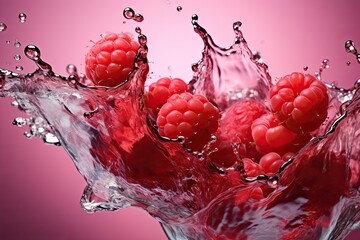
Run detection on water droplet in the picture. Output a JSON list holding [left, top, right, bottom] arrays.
[[267, 175, 279, 188], [321, 59, 330, 69], [191, 63, 199, 72], [14, 54, 21, 61], [123, 7, 135, 19], [44, 133, 60, 146], [12, 117, 27, 126], [138, 34, 147, 46], [0, 22, 7, 32], [15, 66, 23, 71], [123, 21, 126, 24], [177, 6, 182, 12], [11, 101, 19, 107], [347, 61, 352, 66], [14, 41, 21, 48], [252, 51, 263, 63], [24, 131, 33, 138], [133, 13, 144, 22], [66, 64, 77, 75], [303, 66, 309, 71], [135, 26, 142, 34], [24, 45, 41, 61], [19, 13, 27, 23], [345, 40, 356, 54], [233, 21, 242, 32], [100, 32, 110, 38], [6, 40, 10, 44]]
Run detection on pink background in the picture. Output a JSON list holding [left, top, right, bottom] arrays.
[[1, 0, 360, 239]]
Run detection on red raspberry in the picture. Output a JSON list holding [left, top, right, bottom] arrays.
[[251, 113, 311, 155], [242, 158, 264, 178], [270, 72, 329, 133], [219, 100, 267, 158], [85, 33, 139, 87], [144, 77, 188, 117], [157, 92, 220, 151], [259, 152, 285, 175]]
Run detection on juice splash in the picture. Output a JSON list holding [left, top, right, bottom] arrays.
[[0, 0, 360, 240], [1, 7, 360, 238]]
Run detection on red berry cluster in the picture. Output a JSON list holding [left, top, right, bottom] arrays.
[[85, 33, 330, 199], [209, 72, 329, 185]]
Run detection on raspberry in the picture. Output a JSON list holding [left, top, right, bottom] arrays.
[[270, 72, 329, 133], [219, 100, 267, 158], [259, 152, 285, 175], [157, 92, 220, 151], [251, 113, 311, 155], [85, 32, 139, 87], [144, 77, 188, 117], [242, 158, 264, 178]]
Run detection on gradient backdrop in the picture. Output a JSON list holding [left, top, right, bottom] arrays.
[[1, 0, 360, 239]]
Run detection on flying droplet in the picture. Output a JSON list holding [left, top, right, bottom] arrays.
[[24, 45, 41, 61], [0, 22, 7, 32], [321, 59, 330, 69], [345, 40, 356, 54], [6, 40, 10, 44], [123, 7, 135, 19], [133, 13, 144, 22], [177, 6, 182, 12], [303, 66, 309, 71], [19, 13, 27, 23], [14, 54, 21, 61], [66, 64, 77, 75], [135, 26, 142, 34], [347, 61, 351, 66], [14, 41, 21, 48]]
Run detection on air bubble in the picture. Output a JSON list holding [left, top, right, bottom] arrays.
[[6, 40, 10, 44], [0, 22, 7, 32], [19, 13, 27, 23], [14, 54, 21, 61], [14, 41, 21, 48], [177, 6, 182, 12], [347, 61, 351, 66]]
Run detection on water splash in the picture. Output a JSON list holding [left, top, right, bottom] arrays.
[[0, 16, 359, 240]]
